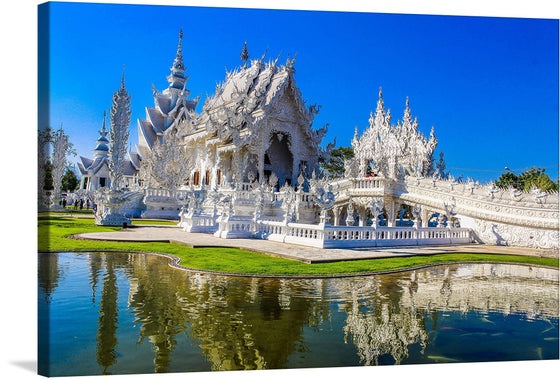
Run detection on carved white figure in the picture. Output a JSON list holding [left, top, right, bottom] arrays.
[[370, 200, 382, 228], [486, 182, 499, 199], [530, 186, 547, 205], [443, 200, 456, 229], [345, 198, 356, 226], [412, 204, 421, 229]]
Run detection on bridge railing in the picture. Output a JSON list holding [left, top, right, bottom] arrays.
[[144, 188, 190, 201], [352, 177, 386, 190], [254, 220, 472, 248]]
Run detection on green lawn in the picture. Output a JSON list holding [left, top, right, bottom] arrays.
[[38, 216, 558, 276]]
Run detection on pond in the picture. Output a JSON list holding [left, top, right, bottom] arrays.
[[38, 252, 559, 376]]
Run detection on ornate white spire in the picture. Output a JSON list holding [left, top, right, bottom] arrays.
[[93, 110, 110, 158], [403, 96, 412, 123], [375, 86, 385, 119], [109, 67, 131, 190], [167, 28, 187, 91]]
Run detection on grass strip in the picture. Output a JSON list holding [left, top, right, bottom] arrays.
[[38, 216, 558, 276]]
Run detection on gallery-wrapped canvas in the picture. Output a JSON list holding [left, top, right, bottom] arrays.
[[37, 1, 558, 377]]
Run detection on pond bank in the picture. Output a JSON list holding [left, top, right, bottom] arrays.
[[75, 224, 558, 264]]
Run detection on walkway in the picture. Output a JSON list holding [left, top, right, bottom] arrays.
[[74, 224, 558, 263]]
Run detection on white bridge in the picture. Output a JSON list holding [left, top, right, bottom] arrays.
[[130, 174, 559, 251]]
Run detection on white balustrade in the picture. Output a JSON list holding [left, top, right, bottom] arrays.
[[253, 220, 472, 248], [353, 177, 385, 190]]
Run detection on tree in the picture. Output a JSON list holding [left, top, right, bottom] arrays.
[[320, 146, 354, 179], [434, 151, 448, 179], [43, 160, 54, 191], [495, 171, 518, 189], [61, 168, 79, 192], [38, 127, 53, 193], [495, 167, 558, 192]]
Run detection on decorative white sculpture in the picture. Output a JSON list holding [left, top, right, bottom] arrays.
[[108, 68, 131, 191], [370, 200, 382, 228], [49, 126, 72, 210], [140, 128, 193, 190], [345, 198, 355, 226], [95, 69, 132, 226], [351, 89, 438, 179], [37, 127, 52, 210]]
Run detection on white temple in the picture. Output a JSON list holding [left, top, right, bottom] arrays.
[[82, 29, 558, 251], [138, 29, 333, 190], [78, 110, 140, 191]]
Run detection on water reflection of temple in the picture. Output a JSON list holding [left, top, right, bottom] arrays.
[[122, 255, 558, 370], [328, 264, 558, 365], [125, 254, 332, 371], [38, 253, 557, 372], [396, 264, 559, 319]]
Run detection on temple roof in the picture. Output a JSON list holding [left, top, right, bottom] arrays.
[[136, 29, 199, 158], [201, 56, 295, 116], [138, 118, 158, 151], [129, 151, 142, 170], [79, 156, 93, 171], [192, 52, 332, 155], [121, 159, 138, 176]]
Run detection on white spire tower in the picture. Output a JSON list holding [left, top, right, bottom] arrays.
[[166, 28, 188, 93], [109, 66, 131, 190], [93, 110, 110, 158]]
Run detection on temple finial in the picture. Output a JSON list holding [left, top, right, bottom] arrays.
[[167, 28, 187, 90], [173, 28, 184, 71], [379, 86, 383, 99], [121, 65, 126, 88], [101, 110, 106, 133], [260, 47, 268, 62], [240, 41, 249, 65], [403, 96, 412, 122]]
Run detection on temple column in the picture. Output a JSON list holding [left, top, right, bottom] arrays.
[[211, 150, 221, 189], [358, 207, 366, 226], [333, 206, 341, 226], [231, 152, 242, 185], [257, 149, 265, 184], [421, 207, 430, 228], [387, 200, 396, 227], [292, 158, 300, 187]]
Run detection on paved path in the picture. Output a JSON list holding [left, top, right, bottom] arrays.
[[74, 224, 558, 263]]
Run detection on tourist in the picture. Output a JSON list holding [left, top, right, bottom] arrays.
[[86, 199, 90, 210], [80, 199, 84, 210]]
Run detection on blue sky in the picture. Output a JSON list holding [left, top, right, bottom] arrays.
[[40, 1, 559, 183]]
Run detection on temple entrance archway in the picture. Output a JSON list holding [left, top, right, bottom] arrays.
[[264, 132, 293, 186]]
